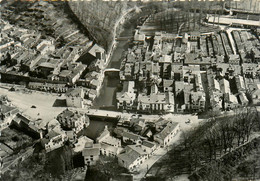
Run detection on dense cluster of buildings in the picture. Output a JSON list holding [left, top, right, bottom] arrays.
[[114, 116, 180, 171], [0, 1, 107, 107], [117, 29, 260, 113]]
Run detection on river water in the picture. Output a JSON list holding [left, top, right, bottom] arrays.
[[92, 21, 136, 110]]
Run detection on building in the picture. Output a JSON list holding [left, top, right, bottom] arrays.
[[28, 82, 68, 93], [189, 32, 200, 41], [56, 109, 89, 134], [96, 125, 121, 147], [116, 81, 136, 111], [228, 54, 240, 65], [223, 93, 239, 110], [142, 140, 157, 154], [163, 79, 174, 92], [238, 92, 249, 106], [12, 113, 43, 138], [235, 75, 246, 91], [66, 88, 85, 108], [220, 79, 231, 94], [154, 122, 180, 148], [100, 143, 123, 157], [82, 142, 101, 166], [250, 85, 260, 105], [0, 104, 19, 131], [83, 44, 106, 64], [117, 145, 149, 171], [122, 131, 142, 145], [134, 30, 145, 42], [186, 91, 206, 112], [73, 136, 93, 153], [43, 131, 67, 153], [137, 92, 174, 113]]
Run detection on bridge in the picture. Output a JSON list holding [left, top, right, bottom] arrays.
[[115, 36, 132, 41], [104, 68, 120, 72]]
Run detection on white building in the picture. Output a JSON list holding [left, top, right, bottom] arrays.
[[116, 81, 136, 111], [0, 104, 19, 131], [118, 145, 149, 171], [66, 88, 85, 108], [137, 92, 174, 113], [56, 109, 89, 134], [154, 122, 180, 148], [82, 142, 101, 166]]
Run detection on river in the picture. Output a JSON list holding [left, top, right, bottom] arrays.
[[92, 20, 137, 110]]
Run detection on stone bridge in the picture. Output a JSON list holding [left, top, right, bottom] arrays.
[[115, 36, 132, 41], [104, 68, 120, 72]]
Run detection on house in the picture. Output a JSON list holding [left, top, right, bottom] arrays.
[[220, 78, 231, 94], [88, 59, 105, 72], [252, 48, 260, 63], [81, 44, 106, 64], [154, 121, 180, 148], [0, 104, 19, 131], [12, 113, 43, 138], [189, 32, 200, 41], [66, 130, 77, 143], [223, 93, 239, 110], [228, 54, 240, 65], [89, 79, 101, 90], [250, 85, 260, 105], [38, 61, 60, 78], [36, 40, 55, 55], [0, 143, 13, 158], [235, 75, 246, 91], [82, 142, 101, 166], [187, 91, 206, 112], [137, 92, 175, 113], [117, 145, 149, 171], [163, 79, 174, 92], [142, 140, 157, 154], [56, 109, 89, 134], [67, 63, 87, 84], [88, 89, 98, 101], [66, 88, 85, 108], [210, 91, 223, 110], [73, 136, 93, 153], [122, 131, 142, 144], [116, 81, 136, 111], [100, 143, 123, 157], [96, 125, 121, 147], [134, 30, 145, 42], [130, 118, 146, 132], [238, 92, 249, 106], [44, 130, 67, 153]]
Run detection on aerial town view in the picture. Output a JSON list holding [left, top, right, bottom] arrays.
[[0, 0, 260, 180]]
